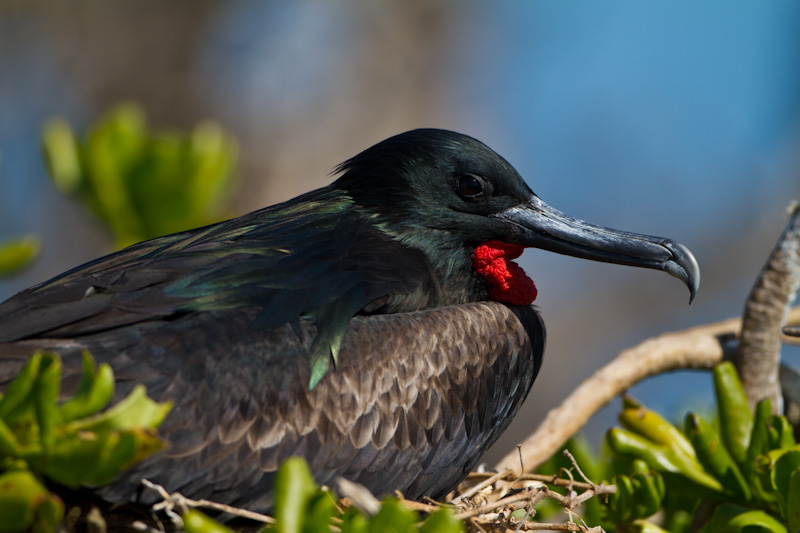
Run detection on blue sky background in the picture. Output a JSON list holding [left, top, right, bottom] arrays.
[[1, 1, 799, 464]]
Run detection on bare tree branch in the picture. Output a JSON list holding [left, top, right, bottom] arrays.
[[735, 202, 800, 412], [495, 306, 800, 475]]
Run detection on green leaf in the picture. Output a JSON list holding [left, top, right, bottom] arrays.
[[605, 471, 665, 524], [58, 353, 114, 422], [714, 362, 753, 465], [0, 236, 41, 277], [340, 509, 369, 533], [0, 469, 63, 533], [272, 457, 318, 533], [631, 471, 666, 519], [303, 491, 337, 533], [367, 498, 417, 533], [662, 509, 694, 533], [418, 508, 464, 533], [700, 503, 786, 533], [186, 121, 237, 222], [84, 104, 146, 247], [29, 491, 64, 533], [32, 354, 61, 452], [41, 119, 83, 194], [768, 416, 796, 450], [182, 509, 234, 533], [35, 424, 163, 487], [770, 450, 800, 520], [608, 473, 634, 523], [0, 353, 41, 422], [66, 385, 171, 433], [619, 396, 698, 464], [684, 412, 750, 501], [745, 399, 778, 504], [607, 428, 722, 491], [0, 418, 21, 457], [786, 468, 800, 532], [630, 520, 671, 533]]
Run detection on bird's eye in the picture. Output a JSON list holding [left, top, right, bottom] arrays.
[[456, 174, 488, 201]]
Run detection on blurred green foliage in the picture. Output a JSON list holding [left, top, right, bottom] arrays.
[[0, 351, 171, 532], [0, 469, 62, 533], [0, 236, 41, 277], [0, 102, 242, 531], [42, 102, 238, 249]]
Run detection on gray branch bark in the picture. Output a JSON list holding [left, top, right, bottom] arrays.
[[735, 202, 800, 413]]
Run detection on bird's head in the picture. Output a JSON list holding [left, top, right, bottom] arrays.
[[333, 129, 699, 306]]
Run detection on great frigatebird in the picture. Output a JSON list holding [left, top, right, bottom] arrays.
[[0, 129, 699, 512]]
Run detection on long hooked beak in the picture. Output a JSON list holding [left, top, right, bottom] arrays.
[[493, 195, 700, 302]]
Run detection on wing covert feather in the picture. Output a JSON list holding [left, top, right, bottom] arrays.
[[0, 301, 543, 511]]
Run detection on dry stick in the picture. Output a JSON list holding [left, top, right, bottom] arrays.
[[450, 468, 514, 504], [562, 450, 593, 487], [453, 481, 614, 522], [455, 486, 549, 520], [141, 479, 275, 525], [495, 306, 800, 474], [466, 471, 612, 493], [513, 523, 603, 532], [473, 520, 598, 532], [735, 202, 800, 412], [399, 500, 442, 513]]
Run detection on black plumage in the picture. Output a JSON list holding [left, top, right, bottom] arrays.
[[0, 129, 699, 511]]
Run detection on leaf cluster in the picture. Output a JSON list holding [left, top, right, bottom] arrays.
[[0, 351, 172, 532], [42, 103, 238, 249], [604, 361, 800, 532]]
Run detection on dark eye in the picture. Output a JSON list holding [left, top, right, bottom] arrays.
[[456, 174, 488, 200]]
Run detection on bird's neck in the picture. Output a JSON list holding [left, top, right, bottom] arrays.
[[375, 225, 484, 310], [385, 227, 536, 310]]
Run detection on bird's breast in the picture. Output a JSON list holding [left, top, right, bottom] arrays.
[[242, 301, 545, 502]]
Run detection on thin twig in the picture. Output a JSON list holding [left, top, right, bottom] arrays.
[[397, 499, 442, 513], [451, 468, 514, 504], [469, 517, 491, 532], [455, 486, 549, 519], [474, 518, 602, 531], [141, 479, 275, 525], [465, 471, 615, 494], [562, 450, 594, 487]]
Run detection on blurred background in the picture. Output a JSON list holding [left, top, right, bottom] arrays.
[[1, 0, 799, 466]]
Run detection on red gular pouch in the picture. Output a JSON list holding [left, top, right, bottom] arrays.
[[472, 240, 537, 306]]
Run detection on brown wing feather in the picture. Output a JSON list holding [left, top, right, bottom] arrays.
[[0, 301, 543, 511]]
